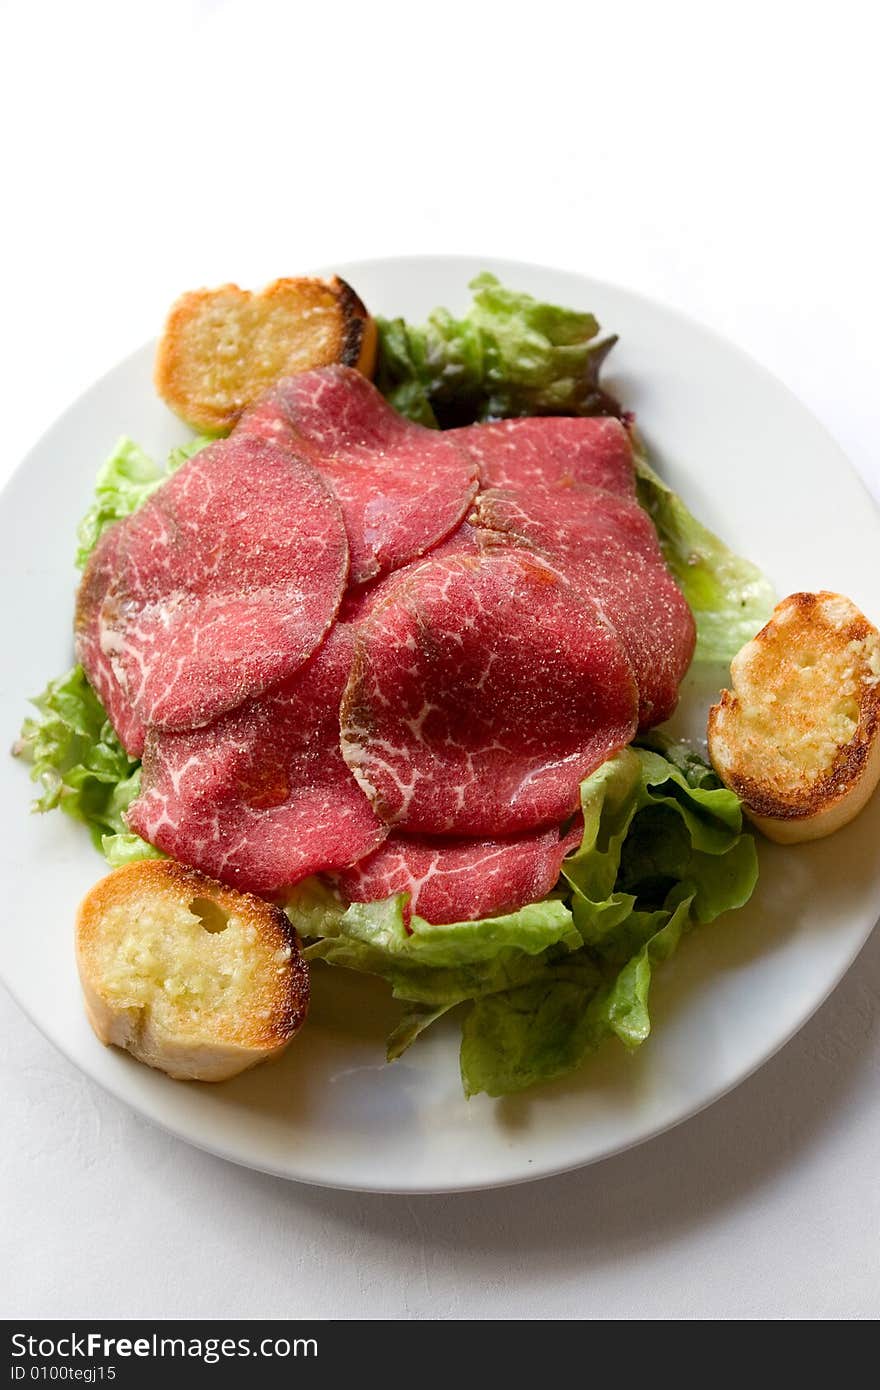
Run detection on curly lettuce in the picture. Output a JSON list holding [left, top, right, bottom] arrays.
[[12, 665, 158, 864], [376, 272, 621, 428], [291, 738, 758, 1097]]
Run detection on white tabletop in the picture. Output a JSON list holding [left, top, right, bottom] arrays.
[[2, 0, 878, 1321]]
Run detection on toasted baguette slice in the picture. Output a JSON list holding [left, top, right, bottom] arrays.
[[155, 275, 377, 432], [76, 861, 308, 1081], [708, 592, 880, 843]]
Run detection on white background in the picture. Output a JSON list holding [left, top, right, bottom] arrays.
[[2, 0, 879, 1320]]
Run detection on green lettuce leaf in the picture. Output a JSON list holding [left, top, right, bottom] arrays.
[[460, 953, 604, 1097], [386, 1003, 458, 1062], [376, 272, 621, 428], [460, 900, 692, 1096], [14, 664, 162, 867], [634, 452, 774, 662], [13, 665, 154, 860], [101, 832, 164, 868], [75, 434, 212, 568], [295, 888, 581, 1015], [458, 741, 758, 1096]]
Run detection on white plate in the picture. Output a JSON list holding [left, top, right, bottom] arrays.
[[2, 255, 878, 1194]]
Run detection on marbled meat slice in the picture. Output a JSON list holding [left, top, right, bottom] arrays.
[[127, 623, 385, 894], [242, 365, 479, 584], [474, 484, 696, 727], [337, 521, 481, 625], [74, 521, 146, 756], [337, 820, 582, 925], [341, 549, 638, 835], [98, 433, 348, 732], [455, 415, 636, 497]]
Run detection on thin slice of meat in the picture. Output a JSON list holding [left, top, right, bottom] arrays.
[[98, 433, 348, 733], [127, 623, 385, 894], [474, 484, 696, 727], [341, 550, 638, 835], [455, 415, 636, 497], [241, 366, 479, 584], [424, 519, 481, 561], [337, 521, 481, 625], [457, 412, 693, 725], [74, 521, 146, 756], [337, 819, 583, 925]]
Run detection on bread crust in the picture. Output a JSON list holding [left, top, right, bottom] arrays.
[[155, 274, 376, 432], [334, 276, 378, 374], [76, 861, 309, 1081], [708, 591, 880, 842]]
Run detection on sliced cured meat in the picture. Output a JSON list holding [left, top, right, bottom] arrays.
[[242, 366, 479, 584], [127, 623, 385, 894], [451, 410, 694, 721], [98, 433, 348, 733], [337, 820, 582, 925], [455, 415, 636, 497], [424, 519, 481, 560], [474, 484, 695, 727], [341, 550, 638, 835], [74, 521, 146, 756], [337, 521, 481, 625]]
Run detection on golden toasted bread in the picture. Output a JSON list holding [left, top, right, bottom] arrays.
[[155, 275, 377, 432], [708, 592, 880, 843], [75, 860, 308, 1081]]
